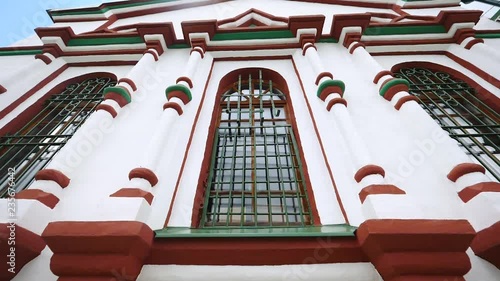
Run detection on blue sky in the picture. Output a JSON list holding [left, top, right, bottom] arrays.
[[0, 0, 105, 46]]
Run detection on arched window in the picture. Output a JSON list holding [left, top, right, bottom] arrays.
[[0, 75, 117, 197], [394, 66, 499, 180], [199, 69, 314, 228]]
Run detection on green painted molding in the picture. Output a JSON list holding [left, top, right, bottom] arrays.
[[317, 79, 346, 98], [67, 37, 144, 46], [104, 86, 131, 103], [475, 33, 500, 39], [166, 84, 192, 102], [50, 0, 180, 17], [379, 78, 410, 98], [491, 8, 500, 21], [364, 25, 446, 36], [155, 224, 358, 238], [212, 30, 295, 41], [318, 38, 339, 43], [0, 49, 43, 56], [169, 43, 191, 49]]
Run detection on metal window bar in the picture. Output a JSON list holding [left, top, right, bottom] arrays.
[[201, 71, 313, 228], [0, 77, 116, 197], [395, 68, 500, 181]]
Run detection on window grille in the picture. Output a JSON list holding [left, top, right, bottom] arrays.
[[201, 70, 313, 228], [394, 67, 500, 181], [0, 77, 116, 197]]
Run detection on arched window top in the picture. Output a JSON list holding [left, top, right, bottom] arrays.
[[0, 73, 117, 197], [393, 62, 500, 180]]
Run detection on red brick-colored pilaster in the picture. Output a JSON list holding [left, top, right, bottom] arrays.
[[42, 221, 154, 281], [0, 224, 46, 280], [357, 219, 476, 281]]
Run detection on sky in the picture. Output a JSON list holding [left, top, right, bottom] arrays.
[[0, 0, 105, 47]]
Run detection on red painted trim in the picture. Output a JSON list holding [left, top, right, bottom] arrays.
[[35, 169, 70, 188], [357, 219, 476, 281], [95, 104, 118, 118], [354, 165, 385, 183], [471, 221, 500, 269], [371, 51, 446, 56], [292, 58, 350, 224], [359, 184, 405, 203], [129, 167, 159, 187], [144, 49, 159, 61], [118, 78, 137, 91], [35, 54, 52, 65], [67, 61, 138, 67], [104, 92, 129, 108], [394, 95, 419, 110], [0, 64, 68, 121], [214, 56, 292, 62], [0, 224, 46, 280], [110, 188, 154, 205], [391, 61, 500, 113], [217, 8, 288, 26], [326, 97, 347, 110], [383, 83, 409, 101], [190, 47, 205, 59], [455, 28, 475, 44], [42, 221, 154, 280], [167, 90, 190, 105], [445, 52, 500, 89], [464, 38, 484, 50], [0, 84, 6, 94], [343, 33, 362, 48], [15, 189, 60, 209], [176, 76, 194, 89], [163, 102, 183, 115], [315, 72, 333, 86], [349, 42, 365, 54], [373, 70, 393, 84], [149, 236, 367, 265], [447, 163, 486, 182], [302, 43, 317, 56], [319, 85, 344, 100], [458, 182, 500, 203]]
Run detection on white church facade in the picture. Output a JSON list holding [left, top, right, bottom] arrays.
[[0, 0, 499, 280]]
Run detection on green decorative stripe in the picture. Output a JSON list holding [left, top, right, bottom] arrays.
[[379, 78, 410, 98], [0, 49, 43, 56], [166, 84, 192, 102], [363, 25, 446, 36], [155, 224, 357, 238], [169, 43, 190, 49], [317, 79, 346, 98], [318, 38, 339, 43], [68, 37, 144, 46], [104, 86, 131, 103], [476, 33, 500, 39], [212, 30, 294, 41], [50, 0, 179, 17]]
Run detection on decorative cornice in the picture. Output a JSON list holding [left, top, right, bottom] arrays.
[[354, 165, 385, 183], [15, 189, 60, 209], [163, 102, 184, 115], [394, 95, 418, 110], [471, 221, 500, 269], [359, 184, 406, 203], [103, 86, 132, 107], [447, 163, 486, 182], [166, 84, 192, 104], [129, 167, 159, 187], [110, 188, 154, 205], [317, 79, 345, 100], [379, 78, 410, 101], [458, 182, 500, 203], [96, 104, 118, 118], [326, 97, 348, 110], [35, 169, 70, 188]]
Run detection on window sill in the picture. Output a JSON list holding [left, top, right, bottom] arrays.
[[154, 224, 357, 238]]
